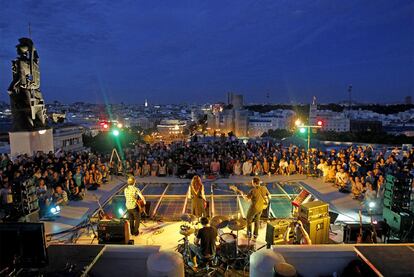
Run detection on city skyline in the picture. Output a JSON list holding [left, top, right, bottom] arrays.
[[0, 1, 413, 104]]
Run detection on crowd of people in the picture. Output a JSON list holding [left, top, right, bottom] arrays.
[[0, 138, 413, 220], [0, 151, 111, 219], [121, 139, 414, 211]]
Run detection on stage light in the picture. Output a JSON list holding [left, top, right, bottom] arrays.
[[50, 206, 61, 215], [38, 129, 47, 135], [112, 129, 120, 136], [295, 119, 302, 126], [368, 201, 376, 209], [117, 123, 123, 128], [299, 127, 306, 134], [118, 208, 124, 216], [103, 123, 108, 129], [317, 120, 323, 126]]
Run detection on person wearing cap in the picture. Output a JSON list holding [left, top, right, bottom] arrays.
[[124, 176, 146, 236]]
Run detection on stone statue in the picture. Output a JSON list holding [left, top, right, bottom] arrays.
[[7, 37, 47, 132]]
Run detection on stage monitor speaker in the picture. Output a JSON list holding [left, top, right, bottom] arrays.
[[301, 216, 330, 244], [343, 223, 372, 243], [383, 207, 414, 233], [97, 219, 129, 244], [265, 219, 291, 246]]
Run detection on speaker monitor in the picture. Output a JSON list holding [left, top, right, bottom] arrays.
[[97, 219, 130, 244], [265, 220, 291, 246]]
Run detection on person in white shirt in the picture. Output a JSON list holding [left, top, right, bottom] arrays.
[[242, 159, 253, 176], [124, 176, 146, 236]]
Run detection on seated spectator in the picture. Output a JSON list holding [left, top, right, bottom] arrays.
[[351, 177, 364, 199], [158, 160, 167, 177], [279, 158, 288, 175], [363, 182, 377, 210], [94, 170, 103, 187], [242, 159, 253, 176], [270, 157, 278, 175], [263, 158, 269, 175], [68, 179, 82, 201], [142, 160, 150, 176], [253, 160, 263, 175], [151, 159, 159, 176], [210, 158, 220, 176], [287, 160, 297, 175], [134, 162, 142, 177], [52, 186, 68, 206], [101, 164, 110, 183], [233, 160, 242, 176]]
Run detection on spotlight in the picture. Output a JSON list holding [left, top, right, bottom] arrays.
[[118, 208, 124, 216], [50, 207, 56, 214], [368, 202, 376, 209], [112, 129, 120, 136]]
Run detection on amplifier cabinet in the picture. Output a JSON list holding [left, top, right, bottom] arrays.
[[97, 219, 130, 244], [299, 200, 329, 221], [300, 216, 330, 244]]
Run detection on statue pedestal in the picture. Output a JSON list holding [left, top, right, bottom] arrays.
[[9, 128, 53, 157]]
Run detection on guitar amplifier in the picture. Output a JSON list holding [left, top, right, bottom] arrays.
[[265, 219, 292, 246], [299, 200, 329, 221], [97, 219, 130, 244]]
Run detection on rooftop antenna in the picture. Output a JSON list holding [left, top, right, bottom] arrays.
[[348, 84, 352, 115], [28, 22, 32, 38]]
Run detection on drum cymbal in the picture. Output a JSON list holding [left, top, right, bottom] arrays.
[[228, 218, 247, 231], [180, 213, 197, 223], [179, 226, 195, 236], [210, 215, 229, 229]]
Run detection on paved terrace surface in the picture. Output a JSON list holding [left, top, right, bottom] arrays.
[[45, 174, 370, 238]]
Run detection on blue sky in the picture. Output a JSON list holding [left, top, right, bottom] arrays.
[[0, 0, 413, 104]]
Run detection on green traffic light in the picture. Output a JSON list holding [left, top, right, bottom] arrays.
[[299, 127, 306, 134], [112, 129, 120, 136]]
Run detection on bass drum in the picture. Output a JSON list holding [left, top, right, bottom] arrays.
[[218, 233, 237, 259]]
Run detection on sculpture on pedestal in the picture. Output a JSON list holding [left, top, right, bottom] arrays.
[[7, 37, 47, 131]]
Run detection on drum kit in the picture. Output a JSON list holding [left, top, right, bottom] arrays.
[[177, 213, 253, 273]]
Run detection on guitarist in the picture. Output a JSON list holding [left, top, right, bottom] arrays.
[[124, 176, 146, 236], [233, 177, 271, 239]]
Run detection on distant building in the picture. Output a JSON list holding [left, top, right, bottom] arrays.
[[350, 120, 382, 133], [309, 97, 350, 132], [157, 119, 186, 141], [228, 92, 244, 109], [249, 110, 296, 137], [53, 124, 84, 152]]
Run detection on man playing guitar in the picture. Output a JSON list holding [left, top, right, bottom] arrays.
[[124, 176, 146, 236], [231, 177, 271, 239]]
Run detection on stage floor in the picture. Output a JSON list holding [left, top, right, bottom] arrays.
[[45, 175, 372, 246]]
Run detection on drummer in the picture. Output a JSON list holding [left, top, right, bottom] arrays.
[[189, 217, 217, 268], [190, 175, 207, 217]]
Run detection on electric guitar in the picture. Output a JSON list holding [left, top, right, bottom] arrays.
[[229, 185, 269, 208]]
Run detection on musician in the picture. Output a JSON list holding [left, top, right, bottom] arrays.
[[244, 177, 270, 239], [190, 175, 207, 217], [124, 176, 146, 236], [189, 217, 217, 268]]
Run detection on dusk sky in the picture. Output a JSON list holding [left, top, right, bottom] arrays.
[[0, 0, 413, 104]]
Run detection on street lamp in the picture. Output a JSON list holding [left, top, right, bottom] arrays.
[[296, 121, 322, 150]]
